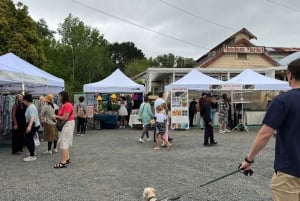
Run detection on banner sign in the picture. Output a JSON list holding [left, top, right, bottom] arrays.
[[224, 46, 264, 53], [209, 84, 256, 90], [170, 88, 189, 129]]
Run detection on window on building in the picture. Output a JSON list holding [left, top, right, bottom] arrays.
[[152, 87, 159, 95], [237, 53, 248, 59], [210, 75, 220, 80], [221, 75, 228, 81]]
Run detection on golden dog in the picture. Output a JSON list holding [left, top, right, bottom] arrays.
[[143, 187, 157, 201]]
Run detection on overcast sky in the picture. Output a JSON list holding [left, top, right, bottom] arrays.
[[13, 0, 300, 59]]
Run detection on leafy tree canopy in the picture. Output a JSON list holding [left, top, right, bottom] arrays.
[[0, 0, 45, 67], [110, 42, 145, 71]]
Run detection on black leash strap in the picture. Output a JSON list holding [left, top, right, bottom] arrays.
[[159, 169, 241, 201]]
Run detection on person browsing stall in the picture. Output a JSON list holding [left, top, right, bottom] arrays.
[[40, 94, 58, 154], [23, 94, 41, 162], [75, 96, 87, 136], [11, 94, 26, 154]]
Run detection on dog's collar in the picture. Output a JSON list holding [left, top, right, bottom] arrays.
[[147, 196, 157, 201]]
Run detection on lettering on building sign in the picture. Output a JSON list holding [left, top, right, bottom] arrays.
[[224, 46, 264, 53]]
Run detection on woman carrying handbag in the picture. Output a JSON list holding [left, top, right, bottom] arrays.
[[53, 91, 75, 168]]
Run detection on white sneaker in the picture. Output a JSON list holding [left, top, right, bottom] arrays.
[[146, 138, 151, 142], [53, 148, 58, 153], [219, 130, 225, 133], [225, 129, 231, 133], [43, 150, 52, 155], [139, 138, 144, 143], [23, 156, 37, 162]]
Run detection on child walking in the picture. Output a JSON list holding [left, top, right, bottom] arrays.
[[153, 105, 171, 150]]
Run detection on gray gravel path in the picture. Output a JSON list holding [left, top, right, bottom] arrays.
[[0, 127, 275, 201]]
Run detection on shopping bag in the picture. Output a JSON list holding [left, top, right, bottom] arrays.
[[33, 132, 40, 147]]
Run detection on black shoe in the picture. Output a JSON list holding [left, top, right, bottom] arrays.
[[210, 142, 218, 146], [203, 143, 210, 146]]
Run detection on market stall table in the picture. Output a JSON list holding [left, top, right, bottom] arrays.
[[93, 111, 119, 129]]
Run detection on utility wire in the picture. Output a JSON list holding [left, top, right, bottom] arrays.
[[72, 0, 210, 50], [158, 0, 237, 31], [264, 0, 300, 13]]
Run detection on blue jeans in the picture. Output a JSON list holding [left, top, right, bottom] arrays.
[[210, 108, 216, 126]]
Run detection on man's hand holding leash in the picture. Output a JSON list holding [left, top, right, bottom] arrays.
[[239, 156, 254, 176]]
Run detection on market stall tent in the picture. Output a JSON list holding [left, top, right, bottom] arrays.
[[83, 69, 145, 93], [225, 69, 290, 90], [0, 53, 64, 94], [165, 69, 226, 91]]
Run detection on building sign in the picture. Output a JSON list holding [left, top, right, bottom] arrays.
[[224, 46, 264, 53], [170, 88, 189, 130]]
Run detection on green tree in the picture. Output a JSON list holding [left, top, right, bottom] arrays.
[[0, 0, 46, 66], [110, 42, 145, 71], [176, 56, 195, 68], [125, 58, 150, 77], [57, 14, 114, 92], [154, 53, 175, 67]]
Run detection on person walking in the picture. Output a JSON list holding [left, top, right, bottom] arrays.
[[53, 91, 75, 168], [138, 96, 154, 143], [189, 98, 197, 127], [40, 94, 58, 154], [154, 105, 171, 150], [23, 94, 40, 162], [75, 96, 87, 136], [11, 94, 26, 154], [153, 92, 173, 142], [240, 58, 300, 201], [201, 95, 217, 146]]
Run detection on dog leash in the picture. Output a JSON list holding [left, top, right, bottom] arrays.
[[159, 168, 245, 201]]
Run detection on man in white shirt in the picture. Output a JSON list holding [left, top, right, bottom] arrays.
[[154, 92, 165, 115]]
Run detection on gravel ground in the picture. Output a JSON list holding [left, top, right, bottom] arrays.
[[0, 126, 275, 201]]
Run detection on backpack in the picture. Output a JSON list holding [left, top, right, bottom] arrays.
[[77, 104, 86, 118]]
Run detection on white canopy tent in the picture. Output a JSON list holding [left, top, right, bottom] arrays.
[[225, 69, 290, 90], [0, 53, 64, 94], [84, 69, 145, 93], [165, 69, 226, 91]]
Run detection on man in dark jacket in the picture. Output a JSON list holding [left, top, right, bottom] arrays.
[[201, 94, 217, 146], [189, 98, 197, 127]]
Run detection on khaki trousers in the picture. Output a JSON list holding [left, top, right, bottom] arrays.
[[271, 171, 300, 201]]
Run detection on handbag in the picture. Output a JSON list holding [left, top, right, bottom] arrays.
[[56, 110, 73, 131], [56, 120, 65, 131]]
